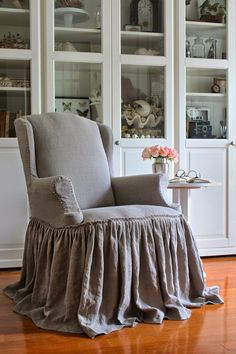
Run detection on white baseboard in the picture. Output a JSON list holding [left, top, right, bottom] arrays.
[[199, 247, 236, 257], [0, 246, 23, 268]]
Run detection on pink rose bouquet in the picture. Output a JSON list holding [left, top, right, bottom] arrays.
[[142, 145, 178, 162]]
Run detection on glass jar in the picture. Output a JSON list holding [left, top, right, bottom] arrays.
[[186, 39, 191, 58], [192, 36, 205, 58], [95, 5, 101, 29]]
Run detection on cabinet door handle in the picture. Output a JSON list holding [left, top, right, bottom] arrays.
[[114, 140, 120, 145], [229, 141, 236, 146]]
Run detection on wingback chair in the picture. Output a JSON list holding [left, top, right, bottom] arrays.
[[4, 113, 223, 338]]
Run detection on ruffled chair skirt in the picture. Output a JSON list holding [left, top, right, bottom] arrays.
[[4, 206, 223, 338]]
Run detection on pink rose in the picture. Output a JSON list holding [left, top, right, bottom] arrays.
[[142, 145, 178, 163], [149, 145, 160, 158], [168, 148, 178, 162], [142, 147, 151, 160], [159, 146, 169, 157]]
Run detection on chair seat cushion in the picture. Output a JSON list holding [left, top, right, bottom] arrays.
[[83, 204, 179, 223]]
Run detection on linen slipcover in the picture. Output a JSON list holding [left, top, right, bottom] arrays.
[[4, 113, 223, 338], [27, 113, 115, 209]]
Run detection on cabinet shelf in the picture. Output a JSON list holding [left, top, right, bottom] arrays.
[[121, 31, 164, 42], [186, 21, 226, 39], [0, 8, 29, 26], [121, 31, 164, 56], [0, 87, 30, 92], [0, 49, 32, 59], [53, 51, 103, 63], [121, 31, 164, 49], [186, 92, 226, 98], [121, 54, 166, 67], [55, 27, 101, 44], [186, 58, 228, 69]]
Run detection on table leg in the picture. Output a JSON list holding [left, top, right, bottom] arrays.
[[173, 188, 192, 221], [172, 188, 206, 278]]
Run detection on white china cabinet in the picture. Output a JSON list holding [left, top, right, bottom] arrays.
[[1, 0, 236, 268], [175, 0, 236, 255], [0, 0, 41, 267]]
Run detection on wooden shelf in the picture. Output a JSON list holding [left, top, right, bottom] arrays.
[[55, 27, 101, 43], [0, 8, 29, 26]]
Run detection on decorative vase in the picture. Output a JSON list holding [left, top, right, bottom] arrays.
[[185, 0, 199, 21], [152, 157, 169, 174]]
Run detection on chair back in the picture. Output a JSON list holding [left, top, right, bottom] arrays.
[[15, 113, 115, 209]]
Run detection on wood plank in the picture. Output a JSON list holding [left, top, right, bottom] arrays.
[[0, 256, 236, 354]]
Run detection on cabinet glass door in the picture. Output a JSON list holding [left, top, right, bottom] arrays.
[[185, 0, 228, 140], [119, 0, 167, 141], [121, 0, 164, 56], [55, 62, 102, 122], [0, 60, 30, 137], [0, 0, 31, 138], [54, 0, 102, 53], [51, 1, 109, 123], [186, 68, 227, 139], [121, 65, 165, 139], [0, 0, 30, 50]]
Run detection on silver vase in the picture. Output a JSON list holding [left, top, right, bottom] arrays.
[[152, 157, 169, 174]]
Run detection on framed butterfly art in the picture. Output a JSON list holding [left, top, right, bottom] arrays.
[[55, 97, 91, 119]]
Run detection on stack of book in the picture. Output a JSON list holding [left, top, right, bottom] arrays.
[[0, 110, 21, 137]]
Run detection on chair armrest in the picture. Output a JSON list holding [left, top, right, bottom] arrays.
[[112, 173, 176, 209], [28, 175, 83, 227]]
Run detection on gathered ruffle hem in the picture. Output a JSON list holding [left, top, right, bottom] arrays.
[[4, 214, 223, 338]]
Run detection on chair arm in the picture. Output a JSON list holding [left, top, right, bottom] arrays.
[[112, 173, 176, 209], [28, 175, 83, 227]]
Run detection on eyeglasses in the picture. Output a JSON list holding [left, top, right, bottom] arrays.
[[169, 169, 210, 184], [175, 169, 201, 179]]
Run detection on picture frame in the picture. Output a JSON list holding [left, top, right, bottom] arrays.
[[55, 97, 91, 119], [198, 0, 226, 23], [186, 106, 210, 122], [124, 24, 142, 32]]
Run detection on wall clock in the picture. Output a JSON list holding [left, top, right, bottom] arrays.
[[138, 0, 153, 31], [129, 0, 160, 32]]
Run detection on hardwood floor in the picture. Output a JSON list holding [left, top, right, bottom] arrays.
[[1, 257, 236, 354]]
